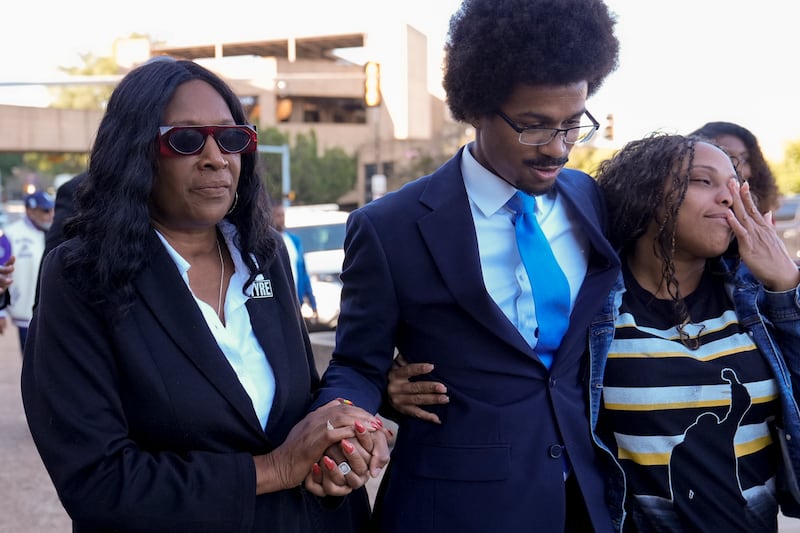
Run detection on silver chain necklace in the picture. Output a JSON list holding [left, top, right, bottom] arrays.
[[215, 237, 224, 320]]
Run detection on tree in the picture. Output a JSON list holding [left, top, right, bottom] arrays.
[[776, 140, 800, 194], [16, 52, 120, 189], [258, 128, 356, 205], [49, 53, 118, 110], [567, 144, 618, 178], [257, 127, 291, 202]]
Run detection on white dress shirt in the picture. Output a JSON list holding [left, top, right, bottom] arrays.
[[460, 143, 590, 349], [156, 223, 276, 430]]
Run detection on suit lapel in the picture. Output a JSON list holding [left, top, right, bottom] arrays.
[[135, 234, 265, 434], [244, 253, 303, 440], [417, 154, 534, 356]]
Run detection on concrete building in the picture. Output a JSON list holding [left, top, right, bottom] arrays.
[[0, 24, 467, 207]]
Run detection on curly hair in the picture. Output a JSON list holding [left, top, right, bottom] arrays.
[[690, 121, 779, 214], [65, 59, 276, 311], [443, 0, 619, 122], [595, 133, 701, 324]]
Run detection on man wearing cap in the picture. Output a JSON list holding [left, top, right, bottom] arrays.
[[1, 191, 54, 351]]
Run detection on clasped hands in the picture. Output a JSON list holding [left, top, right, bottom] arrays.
[[301, 399, 392, 497]]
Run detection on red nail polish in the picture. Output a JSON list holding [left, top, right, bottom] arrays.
[[371, 421, 380, 431], [387, 429, 394, 437], [323, 456, 336, 471], [341, 439, 354, 453], [312, 463, 322, 476], [355, 421, 366, 434], [374, 418, 384, 428]]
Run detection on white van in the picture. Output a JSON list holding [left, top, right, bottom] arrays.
[[284, 205, 350, 330]]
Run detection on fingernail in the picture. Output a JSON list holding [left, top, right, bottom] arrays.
[[387, 429, 394, 437], [339, 399, 353, 406], [355, 421, 366, 434], [341, 439, 355, 454], [323, 456, 336, 471], [374, 418, 384, 428], [371, 421, 380, 431], [312, 463, 322, 476]]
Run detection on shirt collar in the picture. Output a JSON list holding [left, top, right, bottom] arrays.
[[154, 221, 250, 307], [461, 142, 557, 217]]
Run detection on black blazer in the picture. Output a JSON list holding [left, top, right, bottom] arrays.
[[22, 231, 369, 532], [316, 147, 621, 532]]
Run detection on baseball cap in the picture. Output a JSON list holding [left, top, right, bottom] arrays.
[[24, 191, 55, 211]]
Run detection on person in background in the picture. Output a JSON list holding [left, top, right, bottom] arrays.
[[309, 0, 624, 531], [391, 133, 800, 531], [44, 171, 86, 258], [31, 170, 87, 308], [271, 202, 318, 320], [22, 58, 386, 533], [691, 121, 780, 214], [1, 191, 53, 351]]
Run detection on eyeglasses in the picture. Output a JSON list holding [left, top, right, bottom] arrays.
[[730, 155, 750, 171], [157, 124, 258, 156], [495, 110, 599, 146]]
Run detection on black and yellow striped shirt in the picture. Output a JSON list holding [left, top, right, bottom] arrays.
[[599, 265, 780, 532]]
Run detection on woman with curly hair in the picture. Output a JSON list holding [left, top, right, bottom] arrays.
[[21, 58, 387, 533], [593, 133, 800, 531], [691, 121, 780, 214]]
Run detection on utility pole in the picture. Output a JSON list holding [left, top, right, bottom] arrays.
[[258, 144, 291, 206]]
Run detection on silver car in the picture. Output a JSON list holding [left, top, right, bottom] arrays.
[[775, 196, 800, 263]]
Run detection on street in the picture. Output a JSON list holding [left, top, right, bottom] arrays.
[[2, 324, 799, 531]]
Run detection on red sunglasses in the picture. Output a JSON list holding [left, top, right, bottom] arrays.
[[157, 124, 258, 156]]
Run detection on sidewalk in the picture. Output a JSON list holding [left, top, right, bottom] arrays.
[[0, 324, 70, 532]]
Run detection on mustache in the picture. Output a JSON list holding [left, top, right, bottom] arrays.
[[524, 156, 568, 167]]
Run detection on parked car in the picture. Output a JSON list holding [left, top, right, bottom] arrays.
[[775, 195, 800, 264], [284, 205, 349, 330]]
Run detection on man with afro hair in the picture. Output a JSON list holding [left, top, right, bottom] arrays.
[[313, 0, 624, 530]]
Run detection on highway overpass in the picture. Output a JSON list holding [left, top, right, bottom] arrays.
[[0, 105, 103, 153]]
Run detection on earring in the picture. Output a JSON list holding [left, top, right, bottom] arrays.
[[226, 192, 238, 215]]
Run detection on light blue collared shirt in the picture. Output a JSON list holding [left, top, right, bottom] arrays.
[[155, 222, 276, 430], [460, 143, 590, 350]]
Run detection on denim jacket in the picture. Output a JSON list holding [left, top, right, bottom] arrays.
[[587, 256, 800, 531]]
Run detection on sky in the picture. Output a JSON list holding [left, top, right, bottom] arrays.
[[1, 0, 798, 160]]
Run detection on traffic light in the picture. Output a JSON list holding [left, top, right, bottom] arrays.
[[604, 113, 614, 141], [364, 61, 381, 107]]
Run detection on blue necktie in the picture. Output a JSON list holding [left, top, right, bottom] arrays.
[[507, 191, 570, 368]]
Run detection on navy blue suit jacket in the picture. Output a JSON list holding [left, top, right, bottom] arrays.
[[23, 231, 369, 532], [316, 148, 620, 532]]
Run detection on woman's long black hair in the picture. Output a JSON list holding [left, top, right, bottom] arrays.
[[64, 59, 275, 311]]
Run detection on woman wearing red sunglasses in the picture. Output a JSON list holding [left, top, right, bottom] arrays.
[[21, 58, 387, 533]]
